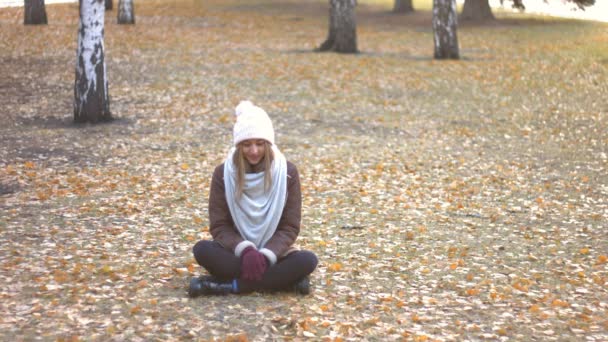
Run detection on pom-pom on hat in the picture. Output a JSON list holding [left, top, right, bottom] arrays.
[[233, 101, 275, 146]]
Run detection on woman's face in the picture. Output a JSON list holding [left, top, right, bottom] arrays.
[[240, 139, 266, 166]]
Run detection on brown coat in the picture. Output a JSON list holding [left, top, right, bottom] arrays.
[[208, 161, 302, 259]]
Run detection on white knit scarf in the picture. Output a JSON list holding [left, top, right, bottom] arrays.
[[224, 145, 287, 249]]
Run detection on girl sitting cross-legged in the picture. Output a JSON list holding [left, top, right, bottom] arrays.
[[189, 101, 318, 297]]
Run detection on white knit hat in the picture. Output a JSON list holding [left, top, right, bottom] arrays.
[[233, 101, 275, 146]]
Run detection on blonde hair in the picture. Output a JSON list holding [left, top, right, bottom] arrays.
[[233, 141, 274, 199]]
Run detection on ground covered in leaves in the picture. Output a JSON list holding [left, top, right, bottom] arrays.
[[1, 0, 607, 340]]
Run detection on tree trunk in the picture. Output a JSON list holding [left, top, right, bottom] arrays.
[[117, 0, 135, 24], [105, 0, 112, 11], [74, 0, 112, 123], [460, 0, 494, 21], [24, 0, 48, 25], [317, 0, 358, 54], [393, 0, 414, 13], [317, 1, 337, 52], [433, 0, 459, 60]]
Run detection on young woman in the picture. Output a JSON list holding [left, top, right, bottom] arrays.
[[189, 101, 318, 296]]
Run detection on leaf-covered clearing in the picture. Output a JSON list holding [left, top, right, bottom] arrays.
[[0, 0, 607, 340]]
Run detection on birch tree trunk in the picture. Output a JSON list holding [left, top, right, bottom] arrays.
[[24, 0, 48, 25], [74, 0, 112, 123], [317, 0, 358, 54], [117, 0, 135, 24], [460, 0, 494, 21], [433, 0, 459, 60], [393, 0, 414, 13]]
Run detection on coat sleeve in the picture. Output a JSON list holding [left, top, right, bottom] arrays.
[[259, 161, 302, 265], [208, 164, 252, 256]]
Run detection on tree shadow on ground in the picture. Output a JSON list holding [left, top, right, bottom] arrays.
[[284, 48, 494, 63]]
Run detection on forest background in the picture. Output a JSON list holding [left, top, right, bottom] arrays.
[[1, 0, 607, 340]]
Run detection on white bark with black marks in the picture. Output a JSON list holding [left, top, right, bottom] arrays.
[[24, 0, 48, 25], [117, 0, 135, 24], [433, 0, 459, 59], [74, 0, 112, 123], [317, 0, 358, 54]]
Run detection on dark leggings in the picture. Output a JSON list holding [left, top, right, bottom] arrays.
[[192, 240, 318, 293]]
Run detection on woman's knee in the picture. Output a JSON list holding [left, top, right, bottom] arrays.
[[297, 250, 318, 274], [192, 240, 214, 264]]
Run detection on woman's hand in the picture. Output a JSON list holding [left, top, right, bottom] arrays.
[[240, 246, 268, 281]]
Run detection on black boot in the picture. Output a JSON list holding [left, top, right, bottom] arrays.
[[188, 275, 234, 297], [293, 276, 311, 295]]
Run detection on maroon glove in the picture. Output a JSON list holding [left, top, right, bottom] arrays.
[[240, 246, 269, 281]]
